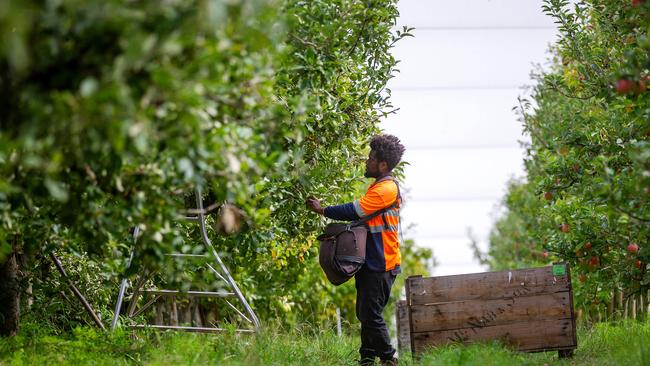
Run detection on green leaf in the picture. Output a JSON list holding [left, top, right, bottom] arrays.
[[44, 178, 69, 202]]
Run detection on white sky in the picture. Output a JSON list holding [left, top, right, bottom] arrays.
[[380, 0, 560, 276]]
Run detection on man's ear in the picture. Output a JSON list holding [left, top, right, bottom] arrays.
[[379, 161, 389, 173]]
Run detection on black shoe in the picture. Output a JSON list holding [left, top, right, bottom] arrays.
[[359, 356, 375, 366], [380, 357, 398, 366]]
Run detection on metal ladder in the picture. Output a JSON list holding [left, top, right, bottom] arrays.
[[110, 186, 260, 333]]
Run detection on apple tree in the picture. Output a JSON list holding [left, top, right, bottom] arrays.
[[482, 0, 650, 320]]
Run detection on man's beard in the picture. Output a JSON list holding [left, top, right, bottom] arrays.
[[364, 169, 379, 178]]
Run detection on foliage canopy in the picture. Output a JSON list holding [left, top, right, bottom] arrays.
[[0, 0, 430, 332]]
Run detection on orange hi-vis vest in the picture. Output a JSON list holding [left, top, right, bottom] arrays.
[[353, 177, 401, 272]]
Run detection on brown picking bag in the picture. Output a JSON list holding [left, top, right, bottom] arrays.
[[317, 223, 368, 286]]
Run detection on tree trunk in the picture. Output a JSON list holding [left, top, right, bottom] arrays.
[[155, 302, 164, 325], [616, 289, 624, 320], [0, 250, 21, 336], [608, 290, 614, 321], [170, 296, 178, 326], [193, 300, 202, 327]]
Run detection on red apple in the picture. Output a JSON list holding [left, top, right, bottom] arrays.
[[632, 0, 644, 6], [627, 243, 639, 254], [635, 260, 643, 269], [616, 79, 635, 94], [544, 191, 553, 200], [579, 274, 588, 283], [542, 251, 549, 258], [589, 256, 599, 266], [560, 223, 570, 233], [584, 242, 592, 250]]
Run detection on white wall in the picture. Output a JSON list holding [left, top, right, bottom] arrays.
[[381, 0, 559, 276]]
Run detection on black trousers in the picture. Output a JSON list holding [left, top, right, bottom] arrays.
[[354, 265, 398, 361]]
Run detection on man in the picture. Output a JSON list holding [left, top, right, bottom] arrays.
[[306, 134, 405, 366]]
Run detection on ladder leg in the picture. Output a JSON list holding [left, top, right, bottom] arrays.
[[195, 187, 261, 330], [111, 279, 128, 330], [50, 252, 106, 331], [110, 227, 139, 331]]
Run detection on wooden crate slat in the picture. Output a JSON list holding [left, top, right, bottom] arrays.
[[410, 292, 571, 333], [407, 266, 570, 305], [396, 300, 410, 351], [412, 318, 575, 353]]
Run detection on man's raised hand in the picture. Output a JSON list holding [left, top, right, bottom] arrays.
[[305, 197, 325, 215]]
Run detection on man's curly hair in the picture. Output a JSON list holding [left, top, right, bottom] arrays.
[[370, 134, 405, 171]]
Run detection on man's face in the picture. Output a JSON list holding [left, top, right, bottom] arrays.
[[364, 150, 380, 178]]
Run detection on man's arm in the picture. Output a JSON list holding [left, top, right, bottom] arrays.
[[324, 203, 360, 221], [306, 181, 397, 221], [306, 198, 360, 221]]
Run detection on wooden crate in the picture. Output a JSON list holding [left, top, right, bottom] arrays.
[[405, 263, 577, 357]]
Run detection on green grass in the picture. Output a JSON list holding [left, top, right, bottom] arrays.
[[1, 321, 650, 365]]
